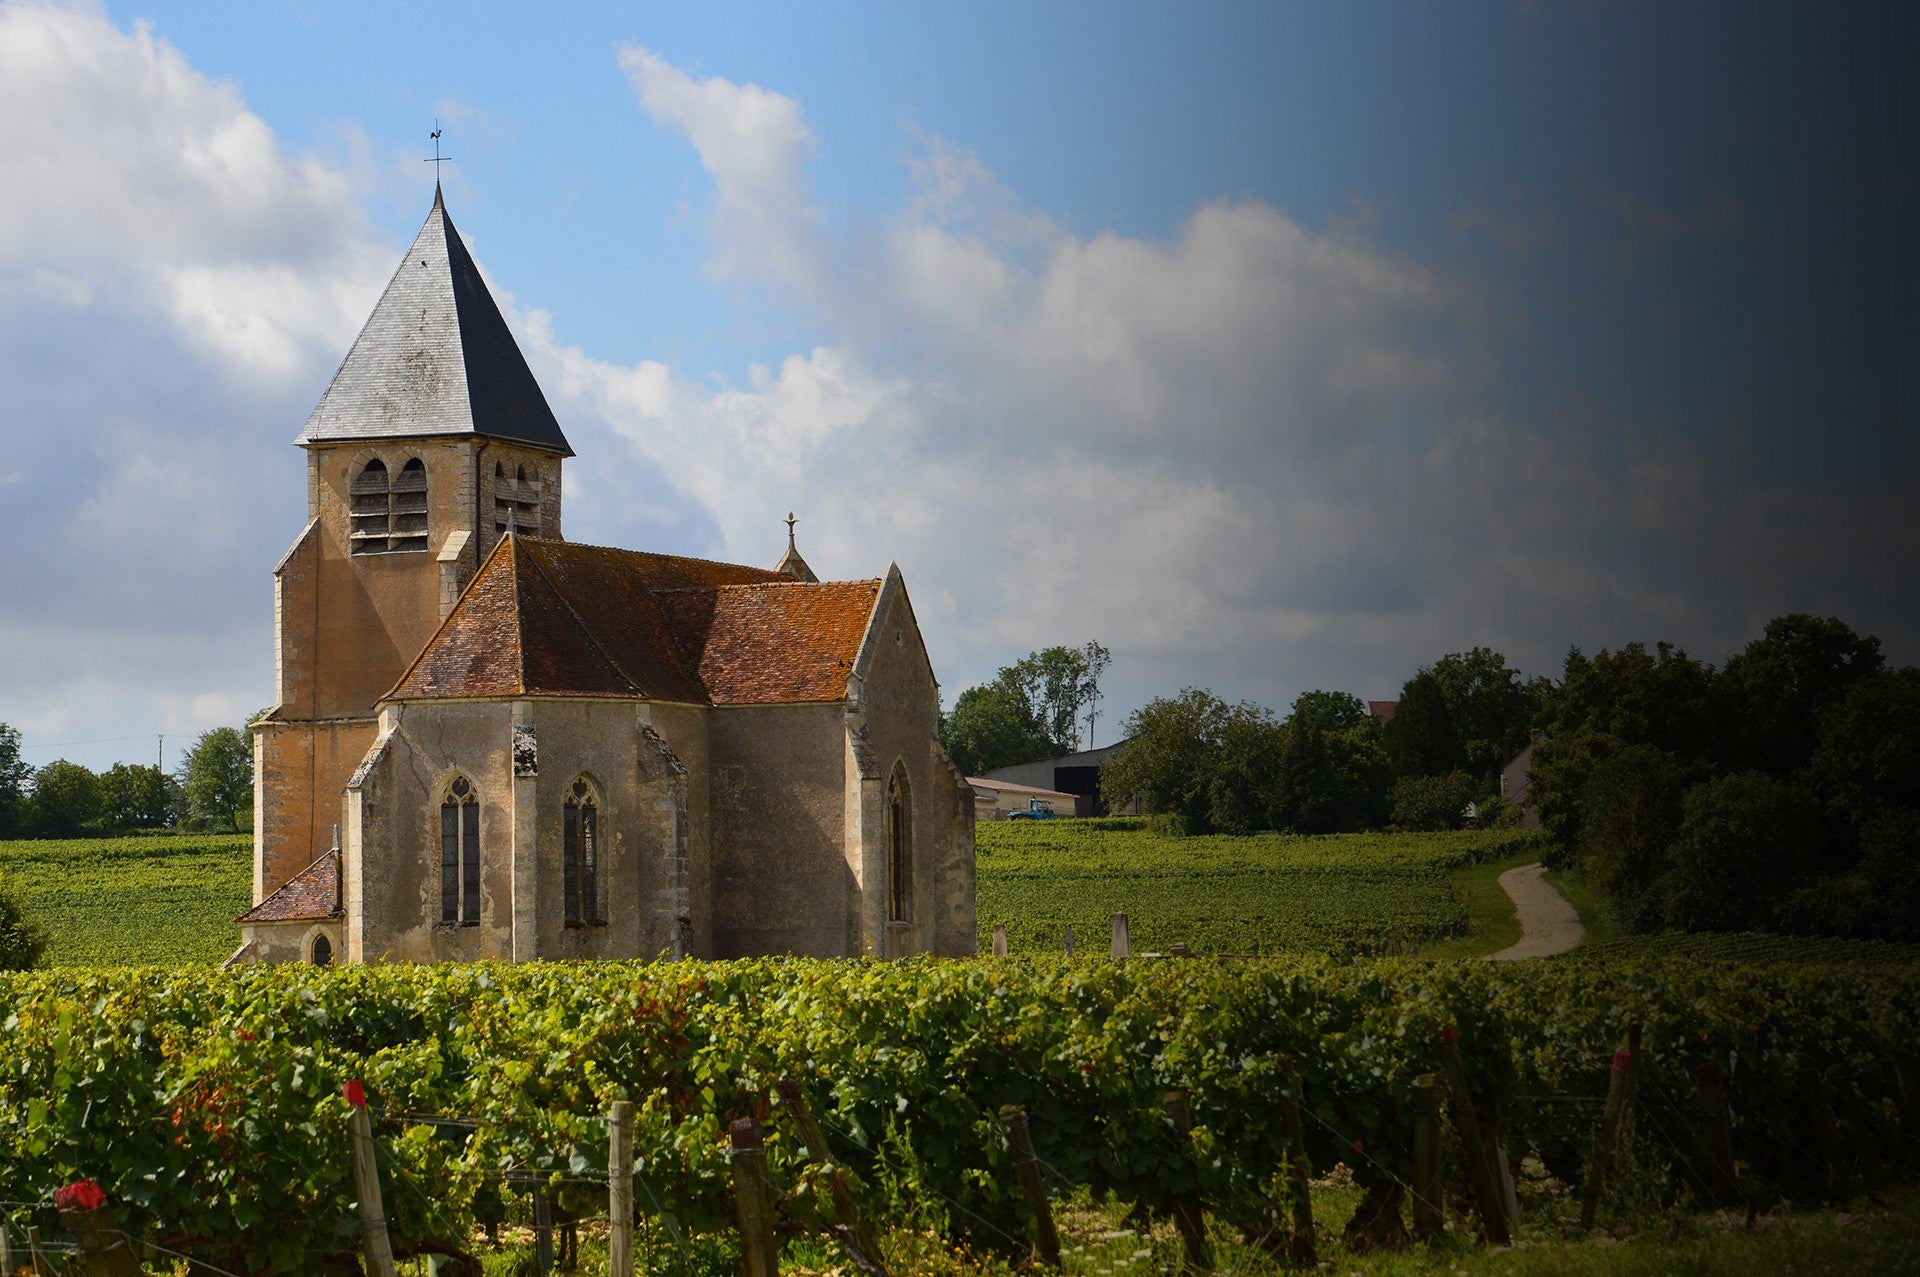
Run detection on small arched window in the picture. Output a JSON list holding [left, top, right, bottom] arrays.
[[440, 775, 481, 925], [350, 457, 428, 554], [310, 933, 333, 966], [887, 765, 912, 923], [563, 779, 599, 926]]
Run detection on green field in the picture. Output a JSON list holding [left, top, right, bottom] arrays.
[[975, 818, 1548, 957], [0, 832, 251, 966]]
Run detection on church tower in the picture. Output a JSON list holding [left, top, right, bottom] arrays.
[[252, 187, 574, 903]]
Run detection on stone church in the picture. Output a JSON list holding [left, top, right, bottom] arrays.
[[234, 187, 975, 965]]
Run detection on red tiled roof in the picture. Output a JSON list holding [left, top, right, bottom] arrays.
[[1368, 700, 1398, 723], [657, 580, 880, 704], [389, 537, 880, 706], [237, 849, 341, 924]]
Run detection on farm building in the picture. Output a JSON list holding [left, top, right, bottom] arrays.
[[235, 187, 975, 966], [967, 777, 1078, 822], [980, 740, 1141, 817]]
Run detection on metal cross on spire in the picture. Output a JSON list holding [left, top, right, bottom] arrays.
[[424, 121, 453, 185]]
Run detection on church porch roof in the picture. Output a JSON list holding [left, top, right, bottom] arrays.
[[237, 849, 341, 924]]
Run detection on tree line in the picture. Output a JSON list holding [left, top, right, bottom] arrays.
[[1096, 646, 1547, 837], [1084, 613, 1914, 944], [0, 721, 255, 839], [1526, 614, 1916, 942]]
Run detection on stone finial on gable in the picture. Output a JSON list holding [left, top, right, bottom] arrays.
[[774, 511, 819, 582]]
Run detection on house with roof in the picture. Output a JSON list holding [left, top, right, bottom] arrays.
[[235, 187, 975, 965]]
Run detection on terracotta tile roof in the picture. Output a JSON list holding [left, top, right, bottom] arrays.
[[389, 536, 880, 706], [657, 580, 881, 704], [237, 849, 341, 924], [1368, 700, 1398, 723]]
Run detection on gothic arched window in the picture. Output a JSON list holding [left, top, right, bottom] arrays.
[[440, 775, 481, 925], [310, 933, 333, 966], [350, 456, 429, 554], [563, 779, 599, 926], [886, 765, 912, 923]]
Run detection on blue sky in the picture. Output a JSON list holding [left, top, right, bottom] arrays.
[[0, 0, 1912, 773]]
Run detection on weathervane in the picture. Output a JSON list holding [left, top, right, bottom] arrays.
[[785, 512, 798, 546], [424, 121, 452, 183]]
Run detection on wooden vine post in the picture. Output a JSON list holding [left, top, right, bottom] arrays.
[[1411, 1073, 1444, 1241], [996, 1104, 1061, 1268], [1694, 1062, 1740, 1207], [1435, 1027, 1510, 1245], [993, 923, 1008, 956], [54, 1180, 141, 1277], [25, 1226, 53, 1277], [1111, 912, 1132, 958], [1579, 1034, 1639, 1230], [775, 1078, 891, 1276], [609, 1100, 635, 1277], [1, 1212, 12, 1274], [1276, 1063, 1316, 1265], [729, 1117, 780, 1277], [345, 1080, 400, 1277], [1162, 1091, 1213, 1273]]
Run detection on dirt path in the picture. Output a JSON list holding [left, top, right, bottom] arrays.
[[1486, 862, 1584, 960]]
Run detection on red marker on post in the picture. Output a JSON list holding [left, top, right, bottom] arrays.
[[344, 1079, 367, 1109]]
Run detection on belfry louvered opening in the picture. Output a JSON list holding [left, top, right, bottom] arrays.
[[350, 457, 429, 554], [494, 461, 542, 537]]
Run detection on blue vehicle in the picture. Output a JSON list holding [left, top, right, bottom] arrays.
[[1007, 797, 1059, 820]]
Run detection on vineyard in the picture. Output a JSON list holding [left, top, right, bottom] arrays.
[[3, 953, 1915, 1275], [0, 834, 250, 966], [1568, 930, 1920, 968], [975, 820, 1548, 957]]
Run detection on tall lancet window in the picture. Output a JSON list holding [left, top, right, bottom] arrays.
[[563, 779, 599, 926], [440, 775, 481, 925], [887, 765, 912, 923], [350, 457, 429, 554]]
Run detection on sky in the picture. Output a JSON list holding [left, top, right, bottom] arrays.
[[0, 0, 1913, 775]]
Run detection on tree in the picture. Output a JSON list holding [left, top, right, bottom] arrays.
[[1286, 690, 1370, 734], [1713, 614, 1883, 777], [1426, 647, 1544, 786], [1549, 640, 1715, 761], [29, 760, 101, 837], [1383, 672, 1464, 777], [1389, 771, 1479, 831], [1099, 688, 1238, 833], [0, 723, 28, 837], [1807, 666, 1920, 833], [1207, 707, 1288, 834], [1274, 722, 1393, 834], [1660, 772, 1823, 933], [940, 641, 1111, 774], [181, 727, 253, 831], [99, 762, 179, 830], [940, 683, 1049, 777], [0, 884, 46, 970], [1574, 744, 1695, 931]]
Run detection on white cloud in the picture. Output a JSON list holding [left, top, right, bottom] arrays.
[[588, 48, 1909, 716], [0, 0, 392, 763]]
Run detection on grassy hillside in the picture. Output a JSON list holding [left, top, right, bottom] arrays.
[[975, 818, 1547, 957], [0, 832, 250, 966]]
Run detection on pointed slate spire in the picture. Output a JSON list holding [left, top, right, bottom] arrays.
[[298, 187, 574, 456]]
